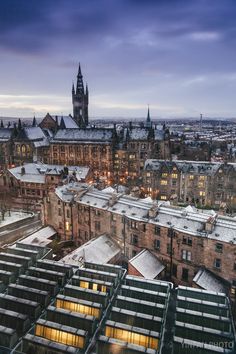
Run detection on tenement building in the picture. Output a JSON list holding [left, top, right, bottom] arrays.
[[0, 163, 91, 210], [143, 160, 236, 211], [44, 183, 236, 299]]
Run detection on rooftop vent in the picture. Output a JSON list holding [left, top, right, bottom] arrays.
[[215, 233, 220, 237]]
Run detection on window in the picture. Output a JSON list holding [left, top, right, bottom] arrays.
[[111, 214, 117, 221], [182, 268, 189, 281], [172, 264, 177, 277], [155, 226, 161, 235], [161, 180, 168, 185], [171, 173, 178, 179], [132, 250, 137, 258], [146, 172, 151, 177], [95, 221, 101, 231], [160, 195, 167, 200], [66, 209, 70, 218], [199, 175, 206, 180], [199, 191, 205, 197], [131, 221, 138, 230], [65, 221, 70, 231], [167, 243, 173, 255], [58, 208, 61, 216], [94, 209, 101, 216], [214, 258, 221, 269], [162, 173, 168, 177], [182, 250, 191, 261], [129, 154, 135, 159], [131, 234, 138, 246], [182, 236, 192, 246], [189, 175, 194, 180], [215, 243, 223, 253], [154, 239, 160, 250]]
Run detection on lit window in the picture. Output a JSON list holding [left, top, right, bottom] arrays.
[[146, 172, 151, 177], [160, 195, 167, 200], [162, 173, 168, 177], [189, 175, 194, 180], [199, 175, 206, 180], [171, 173, 178, 179], [65, 222, 70, 231], [199, 191, 205, 196], [160, 180, 168, 185]]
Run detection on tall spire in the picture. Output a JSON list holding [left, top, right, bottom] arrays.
[[72, 82, 75, 95], [76, 63, 84, 94], [72, 63, 89, 127], [146, 105, 151, 128]]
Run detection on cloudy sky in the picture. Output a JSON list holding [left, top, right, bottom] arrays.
[[1, 0, 236, 119]]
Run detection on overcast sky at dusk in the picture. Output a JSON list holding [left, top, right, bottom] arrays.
[[1, 0, 236, 119]]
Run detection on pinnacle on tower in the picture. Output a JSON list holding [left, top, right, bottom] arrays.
[[72, 63, 89, 127], [76, 63, 84, 94], [146, 105, 152, 128]]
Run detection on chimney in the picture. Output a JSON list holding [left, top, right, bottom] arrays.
[[21, 166, 25, 175]]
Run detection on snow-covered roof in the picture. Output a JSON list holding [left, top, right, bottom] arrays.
[[61, 234, 121, 265], [0, 128, 12, 142], [193, 268, 228, 294], [53, 185, 236, 244], [144, 159, 226, 176], [24, 127, 46, 141], [129, 249, 165, 279], [52, 128, 113, 143], [19, 226, 56, 247], [51, 115, 79, 129], [8, 163, 90, 184]]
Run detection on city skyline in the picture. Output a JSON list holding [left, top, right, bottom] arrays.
[[1, 0, 236, 118]]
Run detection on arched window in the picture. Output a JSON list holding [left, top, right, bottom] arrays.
[[21, 145, 26, 156]]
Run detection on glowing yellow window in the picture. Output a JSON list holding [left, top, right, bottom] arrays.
[[92, 283, 98, 291], [199, 175, 205, 180], [160, 195, 167, 200], [80, 281, 89, 289], [189, 175, 194, 180], [200, 191, 205, 196], [161, 180, 168, 185], [65, 222, 70, 231], [161, 173, 168, 177], [171, 173, 178, 179], [198, 182, 204, 187], [101, 285, 107, 293]]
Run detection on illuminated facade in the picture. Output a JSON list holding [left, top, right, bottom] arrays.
[[0, 239, 234, 353]]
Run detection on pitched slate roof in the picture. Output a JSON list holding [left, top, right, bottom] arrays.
[[52, 128, 113, 143], [0, 128, 13, 142]]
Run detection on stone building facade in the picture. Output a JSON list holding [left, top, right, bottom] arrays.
[[43, 184, 236, 297], [143, 160, 236, 211]]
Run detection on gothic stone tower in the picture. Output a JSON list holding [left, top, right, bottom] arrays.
[[72, 64, 89, 128]]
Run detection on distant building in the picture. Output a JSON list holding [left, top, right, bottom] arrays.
[[143, 159, 236, 210]]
